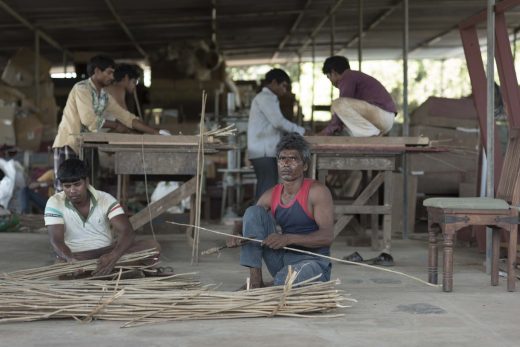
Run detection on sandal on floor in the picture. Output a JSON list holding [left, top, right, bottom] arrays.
[[145, 266, 175, 277], [365, 252, 394, 267], [342, 251, 364, 263]]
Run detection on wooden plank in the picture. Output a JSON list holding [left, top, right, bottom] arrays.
[[130, 177, 197, 230], [334, 205, 391, 214], [81, 133, 201, 145], [318, 157, 395, 171], [305, 136, 429, 146], [115, 151, 197, 175]]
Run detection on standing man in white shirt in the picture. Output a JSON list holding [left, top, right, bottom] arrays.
[[247, 69, 305, 201]]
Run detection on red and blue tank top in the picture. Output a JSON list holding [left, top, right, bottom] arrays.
[[270, 178, 330, 256]]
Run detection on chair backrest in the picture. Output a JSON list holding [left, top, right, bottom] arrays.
[[496, 129, 520, 205]]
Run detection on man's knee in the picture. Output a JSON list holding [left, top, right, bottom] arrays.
[[242, 205, 273, 239]]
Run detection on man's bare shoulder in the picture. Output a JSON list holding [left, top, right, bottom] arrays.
[[308, 180, 333, 202]]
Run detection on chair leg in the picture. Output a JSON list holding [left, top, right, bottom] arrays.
[[442, 232, 454, 292], [507, 225, 517, 292], [491, 228, 501, 286], [428, 223, 439, 284]]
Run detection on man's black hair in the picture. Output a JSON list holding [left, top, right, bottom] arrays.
[[276, 132, 311, 165], [114, 63, 141, 82], [58, 158, 89, 184], [322, 56, 351, 75], [86, 55, 116, 76], [265, 68, 291, 85]]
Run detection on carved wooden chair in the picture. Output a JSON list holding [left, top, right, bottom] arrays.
[[423, 130, 520, 292]]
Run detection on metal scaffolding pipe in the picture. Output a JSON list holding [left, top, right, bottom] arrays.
[[104, 0, 148, 58], [358, 0, 363, 71], [402, 0, 409, 239], [485, 0, 496, 274], [34, 31, 40, 108]]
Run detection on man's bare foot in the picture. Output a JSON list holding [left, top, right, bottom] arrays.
[[235, 280, 274, 291]]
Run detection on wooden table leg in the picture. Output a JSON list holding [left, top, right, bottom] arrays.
[[507, 224, 517, 292], [443, 232, 454, 292], [186, 193, 196, 246], [382, 171, 392, 253], [117, 174, 122, 201], [428, 221, 439, 285], [369, 171, 379, 250], [491, 227, 501, 286]]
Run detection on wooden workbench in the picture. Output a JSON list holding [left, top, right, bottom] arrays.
[[306, 136, 437, 252], [79, 133, 232, 240]]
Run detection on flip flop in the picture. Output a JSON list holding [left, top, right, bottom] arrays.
[[365, 252, 395, 267], [342, 251, 364, 263], [145, 266, 175, 277]]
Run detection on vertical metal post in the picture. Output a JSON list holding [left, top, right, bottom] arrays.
[[311, 37, 316, 129], [485, 0, 495, 274], [330, 14, 335, 101], [402, 0, 410, 239], [440, 59, 445, 97], [34, 30, 40, 107], [402, 0, 409, 136], [297, 53, 302, 98], [358, 0, 363, 71], [63, 51, 67, 74]]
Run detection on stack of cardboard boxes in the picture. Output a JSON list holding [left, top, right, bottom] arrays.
[[0, 48, 58, 151]]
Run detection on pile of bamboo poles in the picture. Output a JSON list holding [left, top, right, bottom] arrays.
[[0, 265, 352, 327]]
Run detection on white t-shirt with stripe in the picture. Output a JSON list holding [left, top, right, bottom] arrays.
[[44, 185, 125, 253]]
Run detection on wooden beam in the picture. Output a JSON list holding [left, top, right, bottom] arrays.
[[318, 157, 395, 171], [333, 172, 384, 238], [305, 136, 429, 146], [130, 177, 197, 230], [334, 205, 391, 215]]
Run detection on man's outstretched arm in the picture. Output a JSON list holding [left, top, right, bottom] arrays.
[[47, 224, 76, 262]]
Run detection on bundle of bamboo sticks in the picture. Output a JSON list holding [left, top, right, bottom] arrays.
[[0, 265, 352, 327], [203, 124, 237, 137], [3, 250, 160, 281]]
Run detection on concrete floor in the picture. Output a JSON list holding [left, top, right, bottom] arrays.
[[0, 224, 519, 347]]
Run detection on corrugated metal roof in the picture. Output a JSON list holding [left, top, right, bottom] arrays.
[[0, 0, 518, 65]]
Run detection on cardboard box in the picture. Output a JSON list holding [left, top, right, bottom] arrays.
[[15, 113, 43, 151], [411, 97, 478, 129], [0, 84, 25, 104], [0, 105, 16, 145], [18, 80, 55, 101], [37, 97, 58, 127], [1, 48, 52, 87]]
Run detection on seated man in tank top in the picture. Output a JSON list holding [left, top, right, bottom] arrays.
[[228, 132, 334, 288]]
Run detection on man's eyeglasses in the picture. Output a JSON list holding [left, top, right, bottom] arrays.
[[277, 156, 301, 165]]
